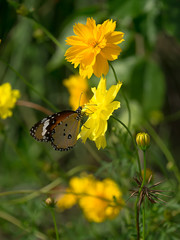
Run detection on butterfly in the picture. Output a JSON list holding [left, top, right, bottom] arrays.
[[30, 106, 82, 151]]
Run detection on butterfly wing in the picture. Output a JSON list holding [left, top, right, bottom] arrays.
[[30, 111, 76, 142], [50, 112, 81, 151]]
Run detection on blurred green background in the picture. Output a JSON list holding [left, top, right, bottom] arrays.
[[0, 0, 180, 239]]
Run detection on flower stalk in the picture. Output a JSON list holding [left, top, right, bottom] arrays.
[[141, 150, 147, 240], [111, 116, 141, 175], [16, 100, 53, 115], [50, 208, 60, 240], [109, 63, 131, 129]]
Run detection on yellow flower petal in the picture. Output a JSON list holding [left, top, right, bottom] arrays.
[[101, 43, 122, 60], [65, 18, 124, 79], [0, 82, 20, 119], [63, 75, 90, 110], [106, 31, 124, 44], [101, 19, 116, 34], [93, 54, 109, 78], [95, 135, 107, 149], [105, 81, 122, 103], [79, 77, 121, 149]]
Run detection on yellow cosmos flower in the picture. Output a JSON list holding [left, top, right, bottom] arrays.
[[55, 174, 94, 210], [0, 83, 20, 119], [55, 187, 78, 210], [65, 18, 124, 79], [79, 178, 124, 223], [56, 173, 124, 223], [79, 77, 122, 149], [63, 74, 90, 110]]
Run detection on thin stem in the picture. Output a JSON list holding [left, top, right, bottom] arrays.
[[145, 122, 180, 184], [109, 62, 131, 128], [135, 197, 140, 240], [27, 15, 76, 74], [121, 91, 131, 129], [0, 58, 58, 112], [135, 150, 146, 240], [139, 151, 146, 192], [141, 151, 146, 240], [32, 19, 64, 50], [50, 208, 60, 240], [12, 178, 62, 204], [111, 115, 141, 175], [17, 100, 53, 115], [0, 210, 47, 240], [143, 199, 146, 240], [109, 62, 119, 83]]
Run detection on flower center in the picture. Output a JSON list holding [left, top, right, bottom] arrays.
[[88, 39, 99, 48], [83, 104, 97, 116], [88, 38, 106, 50]]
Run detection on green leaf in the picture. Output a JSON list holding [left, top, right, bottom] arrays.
[[142, 59, 165, 114]]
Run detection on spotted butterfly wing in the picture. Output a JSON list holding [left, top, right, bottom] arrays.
[[30, 107, 82, 151]]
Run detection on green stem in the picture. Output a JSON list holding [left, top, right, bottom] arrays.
[[0, 58, 58, 112], [109, 62, 131, 128], [50, 208, 60, 240], [143, 199, 146, 240], [139, 151, 146, 192], [145, 122, 180, 184], [111, 115, 141, 175], [0, 210, 47, 240], [109, 62, 119, 83], [140, 151, 146, 240], [135, 197, 140, 240], [135, 150, 146, 240], [32, 19, 64, 50]]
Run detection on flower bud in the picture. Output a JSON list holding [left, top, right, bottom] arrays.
[[136, 132, 150, 151], [45, 197, 55, 208], [141, 168, 153, 182]]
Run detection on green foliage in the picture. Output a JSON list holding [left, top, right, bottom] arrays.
[[0, 0, 180, 239]]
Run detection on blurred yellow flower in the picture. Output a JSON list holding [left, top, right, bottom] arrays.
[[69, 174, 94, 194], [79, 77, 122, 149], [55, 187, 77, 210], [0, 83, 20, 119], [63, 74, 90, 110], [65, 18, 124, 79], [79, 178, 124, 223], [56, 173, 124, 223]]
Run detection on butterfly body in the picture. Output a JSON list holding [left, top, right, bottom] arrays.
[[30, 106, 82, 151]]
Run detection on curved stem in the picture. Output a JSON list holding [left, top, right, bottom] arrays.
[[109, 62, 119, 83], [17, 100, 53, 115], [32, 19, 64, 50], [109, 62, 131, 128], [145, 122, 180, 184], [0, 58, 58, 112], [27, 15, 76, 74], [0, 210, 47, 240], [111, 115, 141, 175]]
